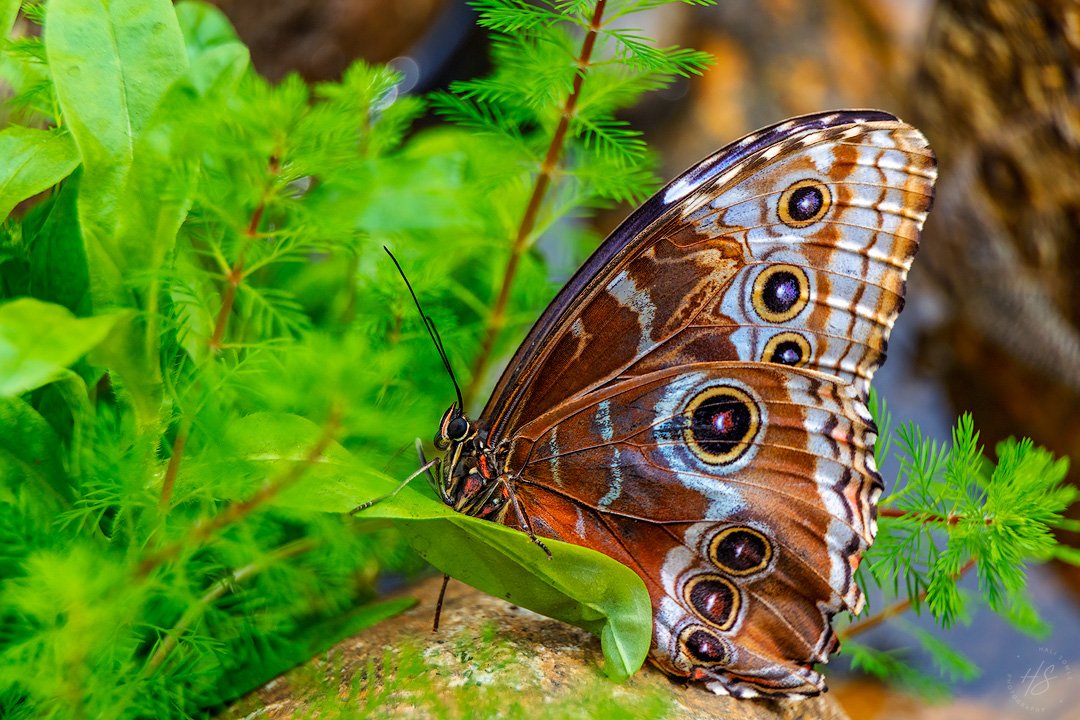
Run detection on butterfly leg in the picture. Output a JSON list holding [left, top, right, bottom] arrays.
[[351, 442, 439, 513], [415, 438, 444, 499], [504, 480, 552, 559]]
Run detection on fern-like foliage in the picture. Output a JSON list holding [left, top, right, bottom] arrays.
[[841, 394, 1077, 693], [0, 1, 717, 718], [439, 0, 712, 211]]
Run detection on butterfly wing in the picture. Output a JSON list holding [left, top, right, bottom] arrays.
[[503, 362, 879, 696], [477, 110, 936, 695], [481, 111, 935, 438]]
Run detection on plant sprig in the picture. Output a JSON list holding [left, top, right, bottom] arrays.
[[443, 0, 716, 406], [839, 394, 1076, 689]]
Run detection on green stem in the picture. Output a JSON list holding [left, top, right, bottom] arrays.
[[142, 537, 320, 675], [136, 405, 341, 577], [208, 155, 279, 352], [839, 558, 977, 640], [463, 0, 607, 408]]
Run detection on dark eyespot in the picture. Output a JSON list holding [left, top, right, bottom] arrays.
[[680, 626, 730, 666], [710, 526, 773, 576], [447, 416, 469, 441], [683, 385, 762, 466], [778, 179, 831, 228], [762, 332, 811, 367], [685, 575, 740, 630], [751, 264, 810, 323], [763, 272, 800, 314], [789, 185, 823, 220]]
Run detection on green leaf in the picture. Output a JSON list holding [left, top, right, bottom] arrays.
[[0, 0, 17, 40], [0, 127, 79, 222], [348, 488, 649, 681], [0, 396, 73, 506], [371, 489, 654, 681], [0, 297, 120, 397], [224, 412, 652, 681], [115, 42, 249, 292], [174, 0, 242, 62], [26, 168, 89, 314], [45, 0, 187, 305], [180, 412, 362, 501]]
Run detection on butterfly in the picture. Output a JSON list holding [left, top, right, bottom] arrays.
[[418, 110, 935, 697]]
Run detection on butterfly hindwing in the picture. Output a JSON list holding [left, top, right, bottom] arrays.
[[503, 363, 879, 696]]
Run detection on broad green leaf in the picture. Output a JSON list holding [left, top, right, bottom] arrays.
[[180, 412, 362, 501], [0, 297, 120, 397], [99, 45, 247, 435], [114, 42, 249, 285], [233, 412, 653, 681], [39, 369, 95, 478], [0, 127, 79, 222], [0, 0, 17, 40], [26, 169, 90, 314], [175, 0, 242, 62], [0, 396, 73, 506], [85, 312, 163, 434], [45, 0, 187, 305], [364, 488, 653, 681]]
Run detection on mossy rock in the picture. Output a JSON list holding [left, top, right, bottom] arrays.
[[221, 576, 850, 719]]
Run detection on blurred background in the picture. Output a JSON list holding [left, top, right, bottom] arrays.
[[204, 1, 1080, 716]]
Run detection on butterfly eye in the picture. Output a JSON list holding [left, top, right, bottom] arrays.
[[751, 264, 810, 323], [762, 332, 811, 367], [436, 405, 461, 449], [447, 416, 470, 441], [778, 178, 832, 228]]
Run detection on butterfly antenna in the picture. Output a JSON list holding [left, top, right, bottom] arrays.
[[383, 247, 465, 410]]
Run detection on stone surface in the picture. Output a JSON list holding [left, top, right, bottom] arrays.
[[223, 575, 850, 719]]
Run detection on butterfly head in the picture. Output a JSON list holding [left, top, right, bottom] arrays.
[[435, 403, 477, 450]]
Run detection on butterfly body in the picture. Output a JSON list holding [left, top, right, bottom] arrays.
[[431, 111, 936, 697]]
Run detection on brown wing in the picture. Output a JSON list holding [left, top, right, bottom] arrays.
[[480, 111, 935, 696]]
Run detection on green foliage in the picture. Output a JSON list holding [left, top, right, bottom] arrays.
[[0, 0, 708, 717], [0, 297, 119, 396], [842, 394, 1077, 691]]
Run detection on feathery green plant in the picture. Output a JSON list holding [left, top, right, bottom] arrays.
[[0, 1, 1074, 718], [836, 395, 1077, 695], [0, 0, 709, 717]]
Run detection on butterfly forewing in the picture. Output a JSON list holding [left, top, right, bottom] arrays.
[[480, 111, 933, 438], [456, 110, 935, 696]]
